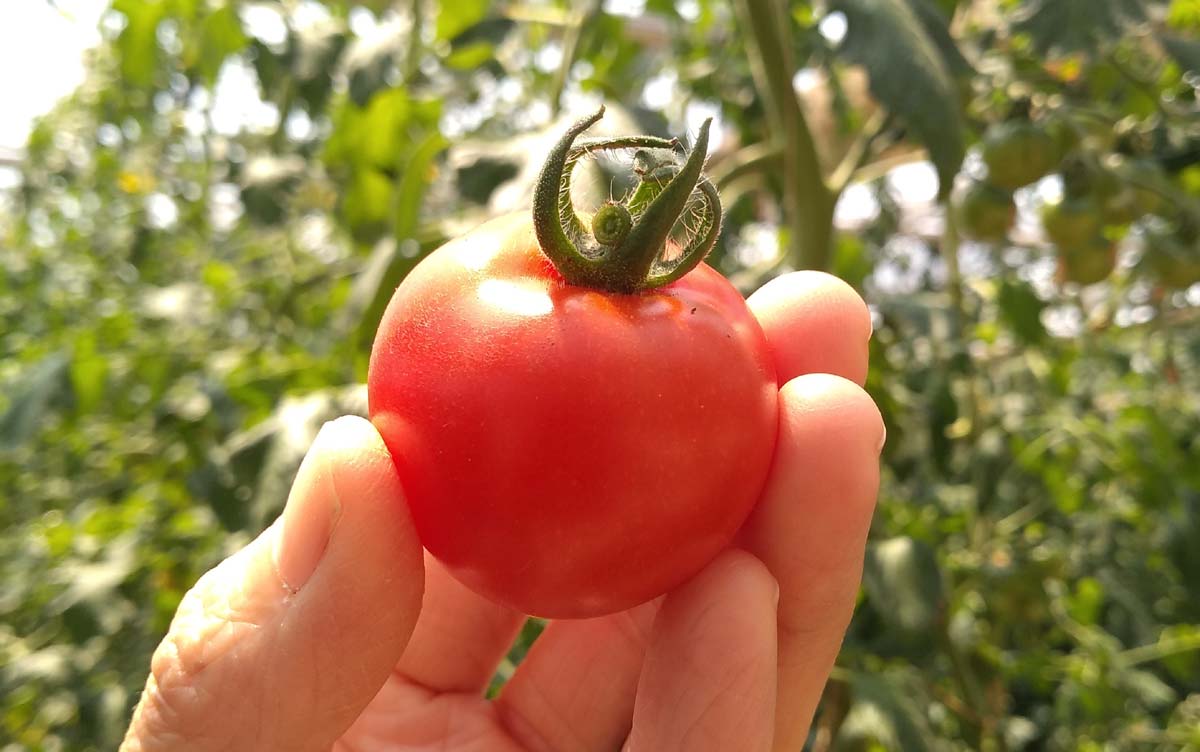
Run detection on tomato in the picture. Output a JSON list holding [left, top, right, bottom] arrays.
[[1041, 198, 1103, 249], [1144, 229, 1200, 289], [367, 110, 779, 618], [958, 180, 1015, 243], [1099, 156, 1167, 224], [1057, 236, 1116, 286], [1100, 186, 1143, 226], [1043, 114, 1080, 164], [981, 121, 1059, 191]]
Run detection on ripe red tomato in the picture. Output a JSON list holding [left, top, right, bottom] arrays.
[[367, 212, 779, 617]]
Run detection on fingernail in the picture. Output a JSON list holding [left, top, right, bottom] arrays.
[[876, 423, 887, 454], [273, 420, 345, 592]]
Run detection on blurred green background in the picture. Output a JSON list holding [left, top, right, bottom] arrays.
[[3, 0, 1200, 749]]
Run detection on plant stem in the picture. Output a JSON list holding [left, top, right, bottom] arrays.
[[941, 198, 980, 441], [403, 0, 424, 83], [828, 108, 890, 195], [841, 147, 927, 188], [733, 0, 835, 270], [942, 199, 966, 338], [550, 0, 603, 116], [710, 142, 780, 188], [1120, 630, 1200, 667]]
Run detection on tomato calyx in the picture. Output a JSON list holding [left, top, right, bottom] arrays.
[[532, 105, 721, 293]]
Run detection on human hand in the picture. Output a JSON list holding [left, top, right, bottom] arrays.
[[121, 270, 884, 752]]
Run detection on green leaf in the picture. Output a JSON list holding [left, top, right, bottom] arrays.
[[1157, 624, 1200, 682], [1118, 668, 1177, 711], [904, 0, 973, 79], [445, 42, 497, 70], [292, 19, 347, 82], [832, 233, 874, 290], [997, 278, 1047, 345], [49, 538, 138, 615], [863, 536, 945, 635], [394, 131, 447, 243], [436, 0, 490, 41], [347, 131, 447, 345], [1012, 0, 1160, 56], [1160, 33, 1200, 75], [1067, 576, 1105, 625], [326, 89, 420, 172], [839, 670, 934, 752], [341, 168, 394, 242], [828, 0, 966, 198], [1168, 0, 1200, 31], [112, 0, 168, 88], [188, 4, 248, 86], [361, 89, 416, 169], [239, 155, 307, 225], [70, 332, 107, 416], [344, 25, 405, 107], [290, 18, 348, 112], [0, 352, 70, 450]]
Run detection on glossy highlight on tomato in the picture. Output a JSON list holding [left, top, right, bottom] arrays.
[[368, 213, 778, 617]]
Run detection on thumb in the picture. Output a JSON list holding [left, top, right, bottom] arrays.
[[122, 416, 424, 751]]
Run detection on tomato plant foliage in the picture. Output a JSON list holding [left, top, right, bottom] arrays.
[[2, 0, 1200, 749]]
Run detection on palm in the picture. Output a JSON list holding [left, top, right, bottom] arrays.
[[338, 679, 528, 751], [337, 555, 661, 751]]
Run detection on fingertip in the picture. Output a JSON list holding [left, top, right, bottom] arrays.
[[750, 271, 871, 335], [280, 414, 422, 604], [314, 414, 399, 477], [748, 271, 872, 386], [779, 373, 885, 458], [304, 415, 424, 610], [687, 549, 778, 612], [754, 374, 883, 560]]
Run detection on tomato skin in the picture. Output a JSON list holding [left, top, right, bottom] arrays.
[[1041, 198, 1104, 249], [981, 121, 1058, 191], [1057, 236, 1116, 286], [1145, 231, 1200, 289], [368, 213, 779, 618], [958, 181, 1015, 243]]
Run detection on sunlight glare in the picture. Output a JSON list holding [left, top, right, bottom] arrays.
[[478, 279, 554, 317]]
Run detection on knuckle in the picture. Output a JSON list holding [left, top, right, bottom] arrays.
[[125, 545, 277, 749]]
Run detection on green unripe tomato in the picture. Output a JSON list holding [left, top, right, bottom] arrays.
[[958, 181, 1015, 243], [1043, 114, 1080, 164], [1057, 236, 1116, 286], [1059, 154, 1164, 229], [1101, 187, 1143, 226], [1144, 229, 1200, 289], [1105, 157, 1168, 221], [1041, 198, 1104, 249], [982, 121, 1059, 191]]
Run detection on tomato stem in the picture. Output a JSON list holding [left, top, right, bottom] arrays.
[[532, 105, 722, 293]]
